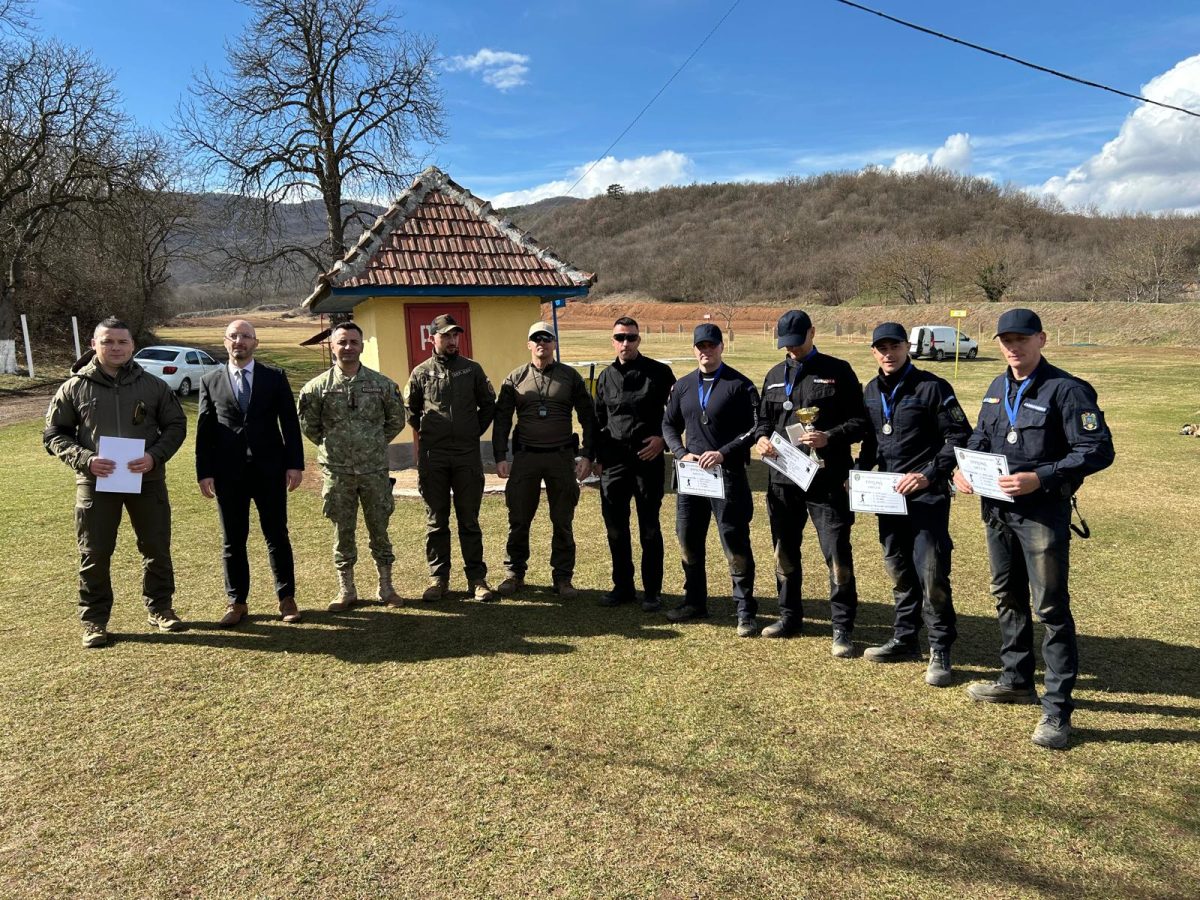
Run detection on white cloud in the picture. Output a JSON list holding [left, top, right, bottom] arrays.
[[447, 48, 530, 91], [488, 151, 694, 207], [1040, 55, 1200, 212], [890, 133, 973, 174]]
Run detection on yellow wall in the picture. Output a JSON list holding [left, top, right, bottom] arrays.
[[354, 294, 546, 454]]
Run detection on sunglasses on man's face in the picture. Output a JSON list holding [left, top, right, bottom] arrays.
[[531, 334, 556, 344], [612, 333, 640, 343]]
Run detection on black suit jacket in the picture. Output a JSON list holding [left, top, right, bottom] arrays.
[[196, 362, 305, 480]]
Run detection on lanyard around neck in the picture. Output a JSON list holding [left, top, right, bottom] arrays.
[[698, 364, 723, 412], [879, 362, 913, 423], [1004, 373, 1035, 430], [784, 347, 817, 401]]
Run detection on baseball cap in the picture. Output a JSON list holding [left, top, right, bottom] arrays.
[[871, 322, 908, 347], [693, 323, 723, 345], [528, 321, 556, 340], [776, 310, 813, 348], [430, 314, 463, 335], [994, 308, 1043, 338]]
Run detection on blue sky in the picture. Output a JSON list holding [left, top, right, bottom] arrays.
[[31, 0, 1200, 211]]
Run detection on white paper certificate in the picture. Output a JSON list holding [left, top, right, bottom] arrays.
[[954, 446, 1014, 503], [762, 432, 819, 491], [96, 436, 146, 494], [675, 459, 725, 499], [849, 471, 908, 515]]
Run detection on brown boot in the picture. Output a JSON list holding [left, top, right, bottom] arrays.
[[422, 577, 449, 602], [218, 602, 248, 628], [470, 581, 497, 602], [554, 579, 579, 599], [378, 563, 404, 608], [278, 597, 302, 624], [496, 575, 524, 597], [328, 570, 358, 612]]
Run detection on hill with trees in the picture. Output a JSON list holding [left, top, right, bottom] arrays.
[[502, 169, 1200, 309]]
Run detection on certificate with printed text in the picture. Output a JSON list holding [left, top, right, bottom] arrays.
[[954, 447, 1014, 503], [675, 459, 725, 499], [762, 432, 819, 491], [849, 471, 907, 515]]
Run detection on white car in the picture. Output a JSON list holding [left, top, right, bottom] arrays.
[[908, 326, 978, 361], [134, 345, 222, 396]]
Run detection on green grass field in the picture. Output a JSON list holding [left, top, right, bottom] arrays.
[[1, 324, 1197, 898]]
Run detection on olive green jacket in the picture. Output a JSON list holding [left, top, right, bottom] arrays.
[[403, 353, 496, 454], [297, 365, 405, 474], [43, 351, 188, 484]]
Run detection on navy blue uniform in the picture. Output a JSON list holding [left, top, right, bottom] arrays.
[[662, 364, 761, 619], [594, 354, 677, 603], [966, 359, 1115, 721], [858, 364, 971, 651], [755, 350, 868, 632]]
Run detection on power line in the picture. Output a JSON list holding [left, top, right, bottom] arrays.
[[833, 0, 1200, 120], [565, 0, 743, 197]]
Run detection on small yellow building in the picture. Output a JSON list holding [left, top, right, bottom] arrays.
[[303, 166, 596, 466]]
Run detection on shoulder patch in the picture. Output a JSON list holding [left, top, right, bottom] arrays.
[[949, 404, 966, 424], [1081, 411, 1099, 431], [982, 397, 1000, 404]]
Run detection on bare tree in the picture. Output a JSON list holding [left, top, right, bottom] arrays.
[[0, 40, 132, 372], [869, 240, 948, 305], [1104, 214, 1197, 303], [705, 261, 754, 341], [963, 239, 1020, 303], [178, 0, 444, 278]]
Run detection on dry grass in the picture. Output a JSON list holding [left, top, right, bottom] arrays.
[[0, 328, 1197, 898]]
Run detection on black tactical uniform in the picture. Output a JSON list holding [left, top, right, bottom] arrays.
[[859, 341, 972, 668], [594, 353, 676, 607]]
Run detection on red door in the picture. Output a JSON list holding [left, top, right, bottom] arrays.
[[404, 302, 473, 368]]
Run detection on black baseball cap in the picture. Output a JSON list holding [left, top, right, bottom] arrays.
[[693, 323, 723, 345], [431, 314, 463, 335], [994, 308, 1043, 338], [776, 310, 813, 348], [871, 322, 908, 347]]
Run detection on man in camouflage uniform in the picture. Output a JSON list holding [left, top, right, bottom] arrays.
[[298, 321, 406, 611], [44, 317, 188, 648], [403, 314, 497, 602]]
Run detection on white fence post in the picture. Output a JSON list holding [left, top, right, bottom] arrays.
[[71, 316, 81, 359], [20, 314, 34, 377]]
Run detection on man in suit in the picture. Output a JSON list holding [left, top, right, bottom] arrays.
[[196, 319, 305, 626]]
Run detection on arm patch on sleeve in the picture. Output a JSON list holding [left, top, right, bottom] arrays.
[[1081, 411, 1099, 431]]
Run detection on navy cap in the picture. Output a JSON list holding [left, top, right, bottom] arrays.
[[994, 308, 1043, 338], [776, 310, 813, 348], [430, 313, 463, 335], [693, 323, 723, 345], [871, 322, 908, 347]]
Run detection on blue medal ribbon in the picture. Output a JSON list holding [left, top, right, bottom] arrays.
[[878, 362, 913, 426], [1004, 373, 1035, 434], [698, 364, 724, 416], [784, 347, 818, 405]]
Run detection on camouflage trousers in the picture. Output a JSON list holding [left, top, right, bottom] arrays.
[[321, 471, 395, 572]]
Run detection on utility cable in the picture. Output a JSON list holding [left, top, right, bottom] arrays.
[[565, 0, 743, 197], [833, 0, 1200, 119]]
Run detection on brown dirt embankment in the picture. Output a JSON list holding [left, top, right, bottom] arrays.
[[556, 296, 1200, 346]]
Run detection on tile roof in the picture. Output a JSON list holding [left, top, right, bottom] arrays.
[[304, 167, 596, 308]]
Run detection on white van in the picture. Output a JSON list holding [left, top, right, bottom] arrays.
[[909, 325, 978, 361]]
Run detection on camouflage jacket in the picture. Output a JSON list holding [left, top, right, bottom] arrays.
[[298, 365, 404, 474], [403, 353, 495, 454], [44, 351, 187, 484]]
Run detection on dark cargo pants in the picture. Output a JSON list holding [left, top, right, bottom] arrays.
[[984, 499, 1077, 721], [675, 466, 756, 618], [504, 448, 580, 582], [75, 479, 175, 625], [599, 450, 666, 601], [766, 480, 858, 631], [877, 497, 957, 651], [418, 447, 486, 582]]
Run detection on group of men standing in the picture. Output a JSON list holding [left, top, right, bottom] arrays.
[[45, 305, 1113, 749]]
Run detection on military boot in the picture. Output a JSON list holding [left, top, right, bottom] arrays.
[[422, 577, 448, 602], [328, 569, 358, 612], [378, 563, 405, 608]]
